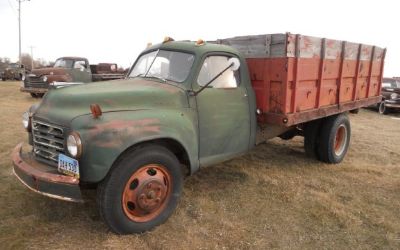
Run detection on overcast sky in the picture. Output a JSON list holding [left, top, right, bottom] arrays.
[[0, 0, 398, 76]]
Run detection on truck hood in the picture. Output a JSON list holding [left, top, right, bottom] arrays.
[[31, 67, 69, 76], [34, 78, 189, 125]]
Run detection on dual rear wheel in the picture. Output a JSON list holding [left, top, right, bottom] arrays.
[[304, 113, 351, 164]]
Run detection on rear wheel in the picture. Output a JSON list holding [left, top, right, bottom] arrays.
[[30, 93, 38, 98], [97, 145, 183, 234], [318, 114, 351, 164], [303, 120, 322, 160]]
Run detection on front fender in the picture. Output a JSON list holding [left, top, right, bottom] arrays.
[[70, 109, 199, 183]]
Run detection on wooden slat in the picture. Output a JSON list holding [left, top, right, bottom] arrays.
[[316, 38, 326, 108], [337, 41, 346, 104], [366, 46, 376, 98], [290, 34, 301, 113], [378, 49, 387, 96], [352, 44, 362, 101]]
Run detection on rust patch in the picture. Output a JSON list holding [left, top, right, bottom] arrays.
[[88, 119, 161, 148]]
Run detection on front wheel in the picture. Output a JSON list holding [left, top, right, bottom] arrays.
[[318, 114, 351, 164], [97, 145, 183, 234], [378, 102, 389, 115]]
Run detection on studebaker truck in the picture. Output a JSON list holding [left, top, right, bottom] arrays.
[[12, 34, 385, 234], [21, 57, 126, 98]]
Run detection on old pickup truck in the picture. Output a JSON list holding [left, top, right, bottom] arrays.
[[21, 57, 126, 97], [12, 34, 385, 234], [1, 63, 25, 81], [377, 77, 400, 114]]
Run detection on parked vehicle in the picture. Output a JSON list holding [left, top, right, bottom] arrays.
[[12, 34, 385, 234], [377, 77, 400, 114], [1, 63, 25, 81], [21, 57, 126, 97]]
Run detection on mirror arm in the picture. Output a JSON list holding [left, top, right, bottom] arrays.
[[191, 63, 233, 96]]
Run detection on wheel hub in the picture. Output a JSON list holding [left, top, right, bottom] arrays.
[[334, 125, 347, 156], [136, 179, 166, 211], [122, 164, 171, 223]]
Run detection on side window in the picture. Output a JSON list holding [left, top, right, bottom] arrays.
[[74, 60, 86, 69], [197, 56, 240, 88]]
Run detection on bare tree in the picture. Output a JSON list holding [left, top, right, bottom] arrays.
[[19, 53, 33, 70]]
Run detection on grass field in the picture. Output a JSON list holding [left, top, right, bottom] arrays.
[[0, 81, 399, 249]]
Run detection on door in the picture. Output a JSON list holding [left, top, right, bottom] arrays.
[[194, 54, 251, 165], [71, 59, 91, 83]]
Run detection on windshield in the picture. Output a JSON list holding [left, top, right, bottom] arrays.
[[54, 58, 74, 68], [383, 81, 400, 88], [129, 50, 195, 83]]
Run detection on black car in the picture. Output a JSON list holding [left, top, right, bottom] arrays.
[[378, 78, 400, 114]]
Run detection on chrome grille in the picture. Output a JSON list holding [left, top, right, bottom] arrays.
[[32, 120, 65, 165], [25, 76, 48, 88]]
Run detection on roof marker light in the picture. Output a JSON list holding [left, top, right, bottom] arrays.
[[163, 37, 174, 43], [195, 39, 205, 46]]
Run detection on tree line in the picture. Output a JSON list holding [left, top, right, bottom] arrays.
[[0, 54, 54, 72]]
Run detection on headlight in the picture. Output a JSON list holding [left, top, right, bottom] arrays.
[[390, 93, 399, 100], [21, 74, 25, 81], [42, 76, 48, 82], [22, 111, 31, 131], [67, 132, 82, 158]]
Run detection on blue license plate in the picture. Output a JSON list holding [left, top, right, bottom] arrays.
[[58, 154, 80, 178]]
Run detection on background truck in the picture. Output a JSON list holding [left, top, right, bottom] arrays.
[[12, 34, 385, 234], [21, 57, 126, 97], [1, 63, 25, 81], [377, 77, 400, 114]]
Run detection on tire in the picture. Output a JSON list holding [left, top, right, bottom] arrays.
[[278, 129, 298, 140], [2, 78, 5, 81], [37, 93, 45, 98], [303, 119, 322, 160], [318, 114, 351, 164], [378, 102, 389, 115], [97, 145, 183, 234], [30, 93, 38, 98]]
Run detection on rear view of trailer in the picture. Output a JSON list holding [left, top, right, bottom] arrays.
[[217, 34, 386, 126]]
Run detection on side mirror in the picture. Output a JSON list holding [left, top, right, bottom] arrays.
[[228, 57, 240, 71]]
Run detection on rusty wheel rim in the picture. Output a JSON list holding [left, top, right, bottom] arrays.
[[334, 124, 347, 156], [122, 164, 172, 223]]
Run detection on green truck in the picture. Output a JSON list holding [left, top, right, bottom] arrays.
[[21, 57, 126, 98], [12, 35, 384, 234]]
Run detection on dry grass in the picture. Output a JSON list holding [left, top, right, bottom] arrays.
[[0, 81, 399, 249]]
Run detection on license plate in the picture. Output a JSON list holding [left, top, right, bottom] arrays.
[[58, 154, 80, 178]]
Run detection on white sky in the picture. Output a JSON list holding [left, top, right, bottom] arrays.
[[0, 0, 398, 76]]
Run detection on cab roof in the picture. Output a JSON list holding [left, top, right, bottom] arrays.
[[142, 40, 241, 57]]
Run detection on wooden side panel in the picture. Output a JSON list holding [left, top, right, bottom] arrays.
[[233, 33, 386, 126]]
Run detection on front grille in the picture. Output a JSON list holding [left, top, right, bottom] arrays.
[[25, 76, 48, 88], [32, 120, 65, 165]]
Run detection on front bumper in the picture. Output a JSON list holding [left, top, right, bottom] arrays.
[[20, 87, 48, 94], [12, 143, 83, 202], [385, 100, 400, 109]]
